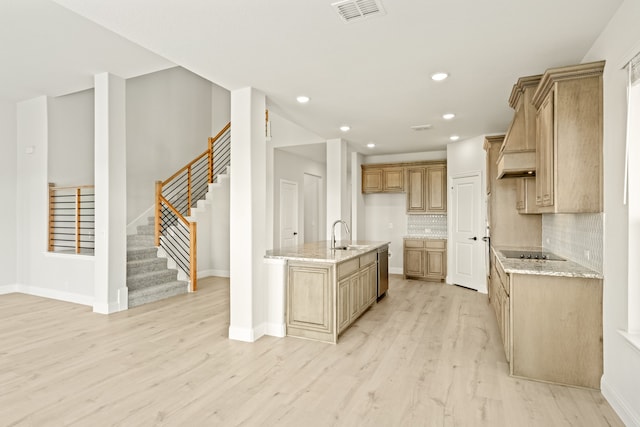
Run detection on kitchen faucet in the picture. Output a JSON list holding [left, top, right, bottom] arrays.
[[331, 220, 351, 250]]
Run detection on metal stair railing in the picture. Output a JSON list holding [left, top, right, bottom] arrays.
[[154, 122, 231, 291]]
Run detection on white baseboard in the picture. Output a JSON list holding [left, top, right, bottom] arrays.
[[602, 376, 640, 427], [389, 267, 403, 275], [228, 323, 266, 342], [0, 284, 93, 306], [198, 269, 230, 279], [0, 284, 19, 295], [266, 322, 286, 338]]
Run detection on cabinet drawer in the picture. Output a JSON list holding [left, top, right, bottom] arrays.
[[338, 258, 359, 279], [404, 239, 424, 248], [359, 251, 377, 267], [425, 240, 445, 249]]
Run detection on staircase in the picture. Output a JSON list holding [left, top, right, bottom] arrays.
[[127, 218, 188, 308]]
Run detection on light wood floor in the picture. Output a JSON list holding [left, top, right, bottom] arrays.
[[0, 275, 622, 426]]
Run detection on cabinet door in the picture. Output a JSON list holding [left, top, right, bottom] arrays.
[[382, 167, 404, 192], [287, 264, 331, 333], [425, 249, 446, 280], [406, 167, 426, 213], [516, 178, 526, 211], [536, 91, 554, 207], [404, 248, 425, 277], [349, 274, 360, 318], [362, 168, 383, 193], [503, 290, 511, 363], [426, 166, 447, 213], [337, 277, 350, 333], [366, 263, 377, 306], [358, 266, 369, 313]]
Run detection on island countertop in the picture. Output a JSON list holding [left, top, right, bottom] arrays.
[[265, 240, 390, 263]]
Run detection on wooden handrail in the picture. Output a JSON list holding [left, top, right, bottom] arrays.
[[159, 194, 189, 224], [162, 148, 209, 186], [49, 184, 95, 191]]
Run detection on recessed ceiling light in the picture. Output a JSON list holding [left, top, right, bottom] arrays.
[[340, 125, 351, 132], [442, 113, 455, 120], [431, 72, 449, 81], [449, 135, 460, 141], [367, 143, 375, 148], [296, 95, 310, 103]]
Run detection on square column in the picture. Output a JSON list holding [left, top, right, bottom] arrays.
[[326, 138, 350, 240], [93, 72, 127, 314], [229, 87, 267, 342]]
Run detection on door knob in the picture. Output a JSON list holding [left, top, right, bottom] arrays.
[[468, 237, 477, 241], [293, 232, 298, 236]]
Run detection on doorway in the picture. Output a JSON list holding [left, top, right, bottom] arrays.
[[279, 179, 298, 249], [450, 172, 486, 292], [304, 173, 322, 243]]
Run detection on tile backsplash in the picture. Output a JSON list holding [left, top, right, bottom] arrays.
[[542, 213, 603, 274], [407, 214, 448, 238]]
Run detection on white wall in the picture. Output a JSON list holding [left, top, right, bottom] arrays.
[[273, 149, 326, 248], [16, 97, 94, 305], [362, 150, 447, 274], [211, 83, 230, 134], [48, 89, 94, 186], [583, 1, 640, 424], [0, 102, 17, 289], [126, 67, 214, 223]]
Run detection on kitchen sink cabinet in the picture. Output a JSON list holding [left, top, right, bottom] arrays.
[[531, 61, 604, 213], [361, 165, 404, 193], [403, 238, 446, 282], [336, 252, 378, 335], [406, 163, 447, 214]]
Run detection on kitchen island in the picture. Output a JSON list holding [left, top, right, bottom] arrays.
[[264, 241, 389, 344]]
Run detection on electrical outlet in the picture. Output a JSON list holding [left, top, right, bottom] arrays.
[[584, 249, 590, 260], [424, 228, 431, 233], [388, 222, 393, 229]]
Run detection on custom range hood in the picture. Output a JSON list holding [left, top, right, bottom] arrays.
[[497, 75, 541, 179]]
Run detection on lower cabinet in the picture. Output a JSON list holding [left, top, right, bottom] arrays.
[[403, 238, 447, 282], [490, 252, 603, 389], [287, 249, 381, 343], [337, 258, 377, 334]]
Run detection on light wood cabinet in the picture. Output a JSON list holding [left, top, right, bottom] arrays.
[[515, 177, 539, 214], [490, 251, 603, 389], [406, 163, 447, 214], [287, 264, 333, 341], [337, 252, 378, 334], [531, 60, 604, 213], [403, 238, 446, 282], [361, 165, 404, 193]]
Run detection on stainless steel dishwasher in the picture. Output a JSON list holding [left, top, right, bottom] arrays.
[[377, 246, 389, 300]]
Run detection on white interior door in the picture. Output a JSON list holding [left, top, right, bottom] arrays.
[[280, 179, 299, 248], [304, 173, 321, 243], [450, 173, 486, 292]]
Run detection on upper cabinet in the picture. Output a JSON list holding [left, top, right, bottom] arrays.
[[361, 164, 404, 193], [531, 60, 604, 213], [406, 162, 447, 214], [362, 161, 447, 214], [497, 75, 542, 179]]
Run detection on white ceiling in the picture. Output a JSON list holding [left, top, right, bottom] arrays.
[[4, 0, 623, 155]]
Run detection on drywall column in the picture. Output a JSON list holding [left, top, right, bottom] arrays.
[[0, 102, 17, 290], [93, 73, 128, 314], [326, 138, 350, 240], [229, 87, 267, 342], [351, 152, 365, 240]]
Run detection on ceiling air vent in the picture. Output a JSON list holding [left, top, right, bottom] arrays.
[[332, 0, 386, 23]]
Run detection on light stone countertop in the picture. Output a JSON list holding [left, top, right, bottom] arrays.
[[492, 245, 603, 279], [265, 240, 390, 264]]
